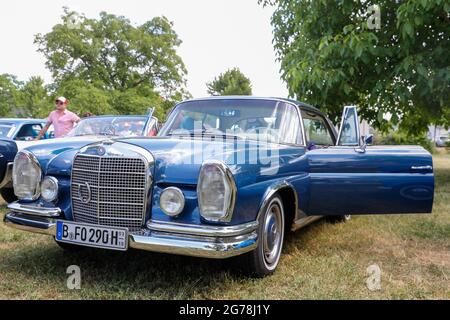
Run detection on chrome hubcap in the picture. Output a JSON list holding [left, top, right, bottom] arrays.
[[263, 202, 282, 266]]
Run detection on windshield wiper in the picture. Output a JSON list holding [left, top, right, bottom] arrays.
[[166, 129, 242, 140]]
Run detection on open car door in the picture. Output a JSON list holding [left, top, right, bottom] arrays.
[[306, 106, 434, 215]]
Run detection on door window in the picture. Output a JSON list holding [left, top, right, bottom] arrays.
[[15, 124, 42, 141], [301, 111, 335, 147], [337, 107, 360, 146]]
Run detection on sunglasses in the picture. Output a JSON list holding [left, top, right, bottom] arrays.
[[55, 101, 65, 105]]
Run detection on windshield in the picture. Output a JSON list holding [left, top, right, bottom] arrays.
[[0, 123, 15, 138], [68, 117, 148, 137], [159, 99, 302, 144]]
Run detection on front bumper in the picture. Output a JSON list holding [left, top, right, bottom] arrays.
[[3, 203, 258, 259]]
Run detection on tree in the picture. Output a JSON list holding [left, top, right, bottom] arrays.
[[35, 8, 190, 117], [56, 78, 115, 116], [0, 75, 53, 118], [260, 0, 450, 135], [207, 68, 252, 96], [20, 76, 51, 118], [0, 74, 21, 117]]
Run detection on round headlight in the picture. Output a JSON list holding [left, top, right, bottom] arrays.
[[160, 187, 185, 217], [41, 176, 59, 202], [13, 150, 42, 200]]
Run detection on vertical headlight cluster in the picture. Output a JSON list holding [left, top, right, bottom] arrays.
[[13, 151, 42, 200], [197, 160, 236, 222]]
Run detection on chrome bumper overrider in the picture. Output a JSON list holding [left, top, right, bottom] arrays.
[[3, 203, 258, 259]]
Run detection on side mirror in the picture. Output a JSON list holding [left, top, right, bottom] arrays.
[[364, 134, 373, 145]]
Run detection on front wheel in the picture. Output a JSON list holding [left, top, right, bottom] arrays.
[[235, 195, 285, 277], [0, 188, 17, 203]]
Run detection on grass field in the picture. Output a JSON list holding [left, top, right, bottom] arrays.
[[0, 152, 449, 299]]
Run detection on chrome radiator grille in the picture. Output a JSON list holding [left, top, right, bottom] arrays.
[[71, 154, 148, 232]]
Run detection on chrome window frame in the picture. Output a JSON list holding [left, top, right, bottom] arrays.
[[336, 106, 361, 147], [160, 98, 307, 148], [300, 109, 337, 147]]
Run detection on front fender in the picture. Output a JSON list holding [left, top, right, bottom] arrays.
[[235, 175, 308, 225]]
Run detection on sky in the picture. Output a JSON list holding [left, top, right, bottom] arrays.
[[0, 0, 289, 98]]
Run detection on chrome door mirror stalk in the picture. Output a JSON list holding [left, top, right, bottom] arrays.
[[354, 134, 373, 153]]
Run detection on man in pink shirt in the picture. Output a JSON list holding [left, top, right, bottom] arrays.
[[36, 97, 80, 140]]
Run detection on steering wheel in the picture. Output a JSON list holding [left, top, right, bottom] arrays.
[[245, 127, 279, 142]]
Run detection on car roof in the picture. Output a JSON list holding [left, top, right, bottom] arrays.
[[82, 115, 148, 119], [0, 118, 46, 124], [180, 96, 327, 117]]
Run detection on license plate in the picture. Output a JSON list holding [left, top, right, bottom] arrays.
[[56, 221, 128, 251]]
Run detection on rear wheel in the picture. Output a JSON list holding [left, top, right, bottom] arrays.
[[0, 188, 17, 203], [235, 195, 285, 277]]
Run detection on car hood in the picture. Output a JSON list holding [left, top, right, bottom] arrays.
[[42, 136, 302, 187], [24, 136, 115, 171], [15, 135, 110, 151]]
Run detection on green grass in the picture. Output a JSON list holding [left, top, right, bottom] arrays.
[[0, 153, 449, 299]]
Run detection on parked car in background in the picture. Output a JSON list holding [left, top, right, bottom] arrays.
[[3, 97, 434, 276], [0, 139, 17, 203], [0, 114, 159, 203], [0, 119, 54, 142], [435, 136, 448, 147]]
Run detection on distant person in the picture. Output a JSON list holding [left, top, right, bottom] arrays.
[[35, 97, 80, 140], [83, 112, 94, 118]]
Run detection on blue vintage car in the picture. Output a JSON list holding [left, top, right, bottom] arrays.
[[3, 97, 434, 276]]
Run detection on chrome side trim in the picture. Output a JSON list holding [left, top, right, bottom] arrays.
[[411, 165, 433, 171], [3, 212, 257, 259], [0, 162, 13, 188], [147, 220, 258, 237], [291, 216, 322, 231], [7, 202, 61, 217]]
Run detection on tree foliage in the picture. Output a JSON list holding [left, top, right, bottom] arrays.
[[207, 68, 253, 96], [20, 76, 52, 117], [33, 8, 190, 118], [261, 0, 450, 135], [0, 74, 21, 117], [0, 74, 50, 118]]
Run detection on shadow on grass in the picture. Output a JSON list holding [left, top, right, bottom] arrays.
[[0, 217, 328, 299], [1, 242, 237, 298]]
